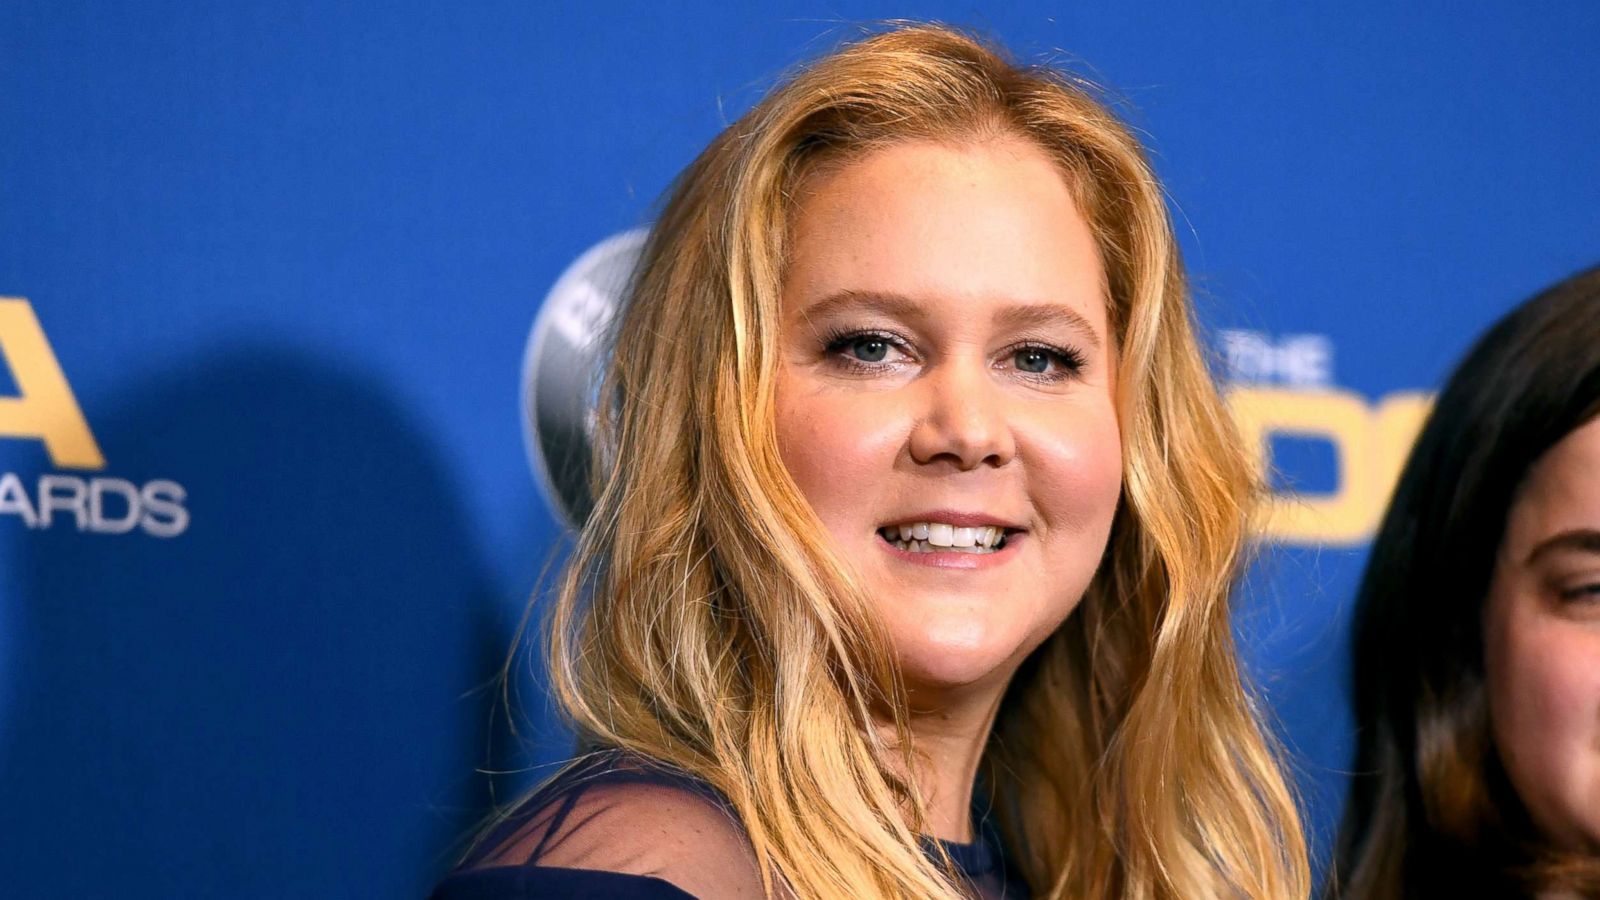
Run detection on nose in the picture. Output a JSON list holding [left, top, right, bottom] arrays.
[[907, 360, 1016, 470]]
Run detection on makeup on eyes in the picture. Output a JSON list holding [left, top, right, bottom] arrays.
[[818, 325, 1087, 383]]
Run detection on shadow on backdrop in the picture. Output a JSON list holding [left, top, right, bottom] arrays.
[[0, 345, 517, 897]]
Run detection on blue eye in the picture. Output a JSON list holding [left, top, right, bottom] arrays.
[[850, 337, 891, 363], [1015, 347, 1051, 373], [823, 330, 905, 370], [1008, 344, 1086, 380]]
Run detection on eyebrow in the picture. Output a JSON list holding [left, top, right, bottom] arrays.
[[1524, 528, 1600, 566], [798, 289, 1103, 348]]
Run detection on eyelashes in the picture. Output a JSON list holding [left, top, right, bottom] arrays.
[[1557, 582, 1600, 604], [1011, 343, 1088, 378], [823, 330, 908, 371], [820, 327, 1087, 383]]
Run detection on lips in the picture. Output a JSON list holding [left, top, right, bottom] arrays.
[[874, 525, 1024, 569], [878, 510, 1027, 531]]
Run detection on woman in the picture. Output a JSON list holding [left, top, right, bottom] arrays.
[[436, 24, 1308, 899], [1334, 267, 1600, 899]]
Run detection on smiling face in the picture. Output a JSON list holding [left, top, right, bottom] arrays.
[[773, 136, 1123, 703], [1484, 414, 1600, 854]]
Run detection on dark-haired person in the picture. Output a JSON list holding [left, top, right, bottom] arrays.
[[1335, 266, 1600, 899]]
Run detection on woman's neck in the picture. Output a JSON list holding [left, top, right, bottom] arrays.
[[883, 681, 1008, 844]]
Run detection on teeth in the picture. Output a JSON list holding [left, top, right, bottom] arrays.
[[880, 521, 1014, 553], [890, 537, 992, 554]]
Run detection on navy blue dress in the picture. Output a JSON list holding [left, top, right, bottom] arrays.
[[430, 750, 1029, 899]]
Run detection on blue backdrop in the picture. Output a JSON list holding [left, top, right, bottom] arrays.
[[3, 3, 1597, 896]]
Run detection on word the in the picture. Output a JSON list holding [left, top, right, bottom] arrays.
[[1220, 330, 1334, 387]]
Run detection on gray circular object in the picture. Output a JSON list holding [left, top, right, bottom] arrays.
[[520, 228, 647, 528]]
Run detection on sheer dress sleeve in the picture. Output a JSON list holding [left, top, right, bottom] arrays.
[[430, 750, 1030, 899], [430, 751, 767, 900]]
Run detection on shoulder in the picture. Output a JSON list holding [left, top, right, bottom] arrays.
[[430, 865, 698, 900], [442, 750, 765, 900]]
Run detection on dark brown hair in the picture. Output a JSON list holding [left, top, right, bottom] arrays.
[[1334, 265, 1600, 898]]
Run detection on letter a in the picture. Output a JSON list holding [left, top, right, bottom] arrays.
[[0, 297, 105, 470]]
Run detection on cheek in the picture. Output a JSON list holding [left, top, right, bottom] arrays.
[[1021, 403, 1123, 531], [1487, 604, 1600, 847], [1497, 630, 1600, 751], [773, 384, 906, 533]]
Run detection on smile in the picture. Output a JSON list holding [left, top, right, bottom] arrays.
[[876, 522, 1009, 553], [874, 518, 1025, 569]]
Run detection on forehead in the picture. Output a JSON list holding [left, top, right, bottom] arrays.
[[782, 136, 1108, 331], [1508, 416, 1600, 542]]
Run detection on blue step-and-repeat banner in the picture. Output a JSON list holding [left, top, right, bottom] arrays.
[[3, 3, 1597, 896]]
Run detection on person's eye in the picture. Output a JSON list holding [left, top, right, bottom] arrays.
[[1557, 580, 1600, 604], [822, 329, 911, 372], [1004, 343, 1087, 382]]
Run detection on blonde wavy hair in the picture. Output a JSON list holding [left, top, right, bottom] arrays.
[[536, 24, 1308, 899]]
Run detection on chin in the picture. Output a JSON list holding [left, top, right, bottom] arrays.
[[895, 639, 1024, 699]]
